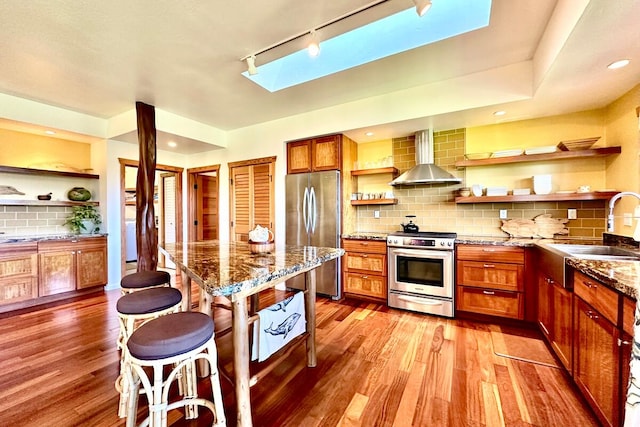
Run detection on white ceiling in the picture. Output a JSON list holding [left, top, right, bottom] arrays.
[[0, 0, 638, 153]]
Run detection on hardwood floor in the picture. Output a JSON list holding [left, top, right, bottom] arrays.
[[0, 289, 600, 426]]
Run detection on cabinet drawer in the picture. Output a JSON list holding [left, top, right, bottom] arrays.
[[0, 254, 37, 278], [457, 285, 524, 319], [344, 252, 386, 275], [344, 272, 386, 300], [0, 277, 37, 305], [342, 239, 387, 254], [456, 260, 523, 291], [573, 271, 618, 325], [456, 245, 524, 264]]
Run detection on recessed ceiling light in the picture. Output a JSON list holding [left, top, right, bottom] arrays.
[[168, 141, 177, 148], [607, 59, 630, 69], [45, 130, 56, 135], [493, 110, 506, 116], [365, 131, 374, 137]]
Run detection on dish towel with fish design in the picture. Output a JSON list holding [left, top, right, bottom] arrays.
[[251, 292, 306, 362]]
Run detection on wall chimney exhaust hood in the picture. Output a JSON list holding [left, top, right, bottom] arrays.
[[390, 129, 462, 186]]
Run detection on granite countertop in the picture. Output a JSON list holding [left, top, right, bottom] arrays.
[[342, 232, 388, 241], [160, 240, 344, 297], [0, 233, 107, 244], [566, 257, 640, 299]]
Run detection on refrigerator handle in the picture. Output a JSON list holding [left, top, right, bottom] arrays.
[[303, 186, 310, 233], [310, 186, 317, 234]]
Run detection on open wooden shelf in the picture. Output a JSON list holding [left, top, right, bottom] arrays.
[[351, 167, 398, 177], [0, 200, 99, 207], [0, 165, 99, 179], [351, 198, 398, 206], [455, 146, 621, 168], [455, 191, 619, 204]]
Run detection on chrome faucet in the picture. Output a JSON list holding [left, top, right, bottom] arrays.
[[607, 191, 640, 232]]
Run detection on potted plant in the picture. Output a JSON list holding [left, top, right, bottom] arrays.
[[64, 205, 102, 234]]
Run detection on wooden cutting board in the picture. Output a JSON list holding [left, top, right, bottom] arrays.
[[501, 214, 569, 238]]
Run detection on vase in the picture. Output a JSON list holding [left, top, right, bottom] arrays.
[[67, 187, 91, 201], [79, 219, 95, 234]]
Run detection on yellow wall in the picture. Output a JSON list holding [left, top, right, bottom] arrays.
[[355, 139, 394, 198], [465, 110, 608, 192], [0, 128, 91, 170], [604, 84, 640, 236]]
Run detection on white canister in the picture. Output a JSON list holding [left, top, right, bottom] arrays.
[[532, 175, 552, 195]]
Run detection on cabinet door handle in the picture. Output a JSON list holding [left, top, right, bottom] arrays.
[[360, 254, 368, 258], [77, 250, 82, 254], [586, 310, 599, 320], [361, 275, 368, 279], [618, 339, 631, 346], [482, 290, 495, 295], [546, 277, 555, 284], [585, 281, 597, 289], [483, 264, 495, 268], [482, 248, 496, 252]]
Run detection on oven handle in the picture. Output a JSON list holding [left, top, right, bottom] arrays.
[[390, 249, 452, 259], [397, 295, 446, 306]]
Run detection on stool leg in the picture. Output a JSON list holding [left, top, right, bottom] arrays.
[[125, 364, 141, 427], [151, 364, 164, 427], [206, 342, 227, 426]]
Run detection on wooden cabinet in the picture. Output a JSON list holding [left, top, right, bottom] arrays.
[[0, 242, 38, 305], [38, 236, 107, 296], [342, 239, 387, 302], [572, 270, 625, 427], [456, 245, 525, 319], [537, 268, 572, 371], [286, 134, 341, 174], [573, 295, 620, 427]]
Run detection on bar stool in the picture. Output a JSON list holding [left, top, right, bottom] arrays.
[[121, 270, 172, 294], [115, 287, 183, 418], [124, 312, 226, 427]]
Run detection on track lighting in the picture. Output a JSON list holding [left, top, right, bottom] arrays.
[[307, 31, 320, 57], [413, 0, 432, 16], [246, 55, 258, 75]]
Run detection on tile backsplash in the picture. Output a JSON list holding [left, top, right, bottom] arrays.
[[0, 205, 73, 236], [355, 129, 608, 238]]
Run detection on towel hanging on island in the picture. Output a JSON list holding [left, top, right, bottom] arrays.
[[251, 292, 306, 362]]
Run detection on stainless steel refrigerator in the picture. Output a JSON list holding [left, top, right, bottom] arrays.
[[285, 170, 341, 298]]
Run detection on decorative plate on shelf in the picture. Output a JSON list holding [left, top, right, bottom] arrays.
[[525, 145, 557, 155], [464, 152, 491, 160], [557, 136, 600, 151], [491, 149, 523, 158]]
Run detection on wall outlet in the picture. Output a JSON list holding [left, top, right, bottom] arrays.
[[624, 212, 633, 226], [374, 210, 380, 219], [568, 209, 577, 220], [499, 209, 507, 219]]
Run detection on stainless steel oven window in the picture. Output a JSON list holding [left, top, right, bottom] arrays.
[[396, 256, 444, 287]]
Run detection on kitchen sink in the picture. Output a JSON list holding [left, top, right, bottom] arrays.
[[544, 244, 640, 261], [536, 243, 640, 290]]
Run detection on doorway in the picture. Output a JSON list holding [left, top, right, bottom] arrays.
[[187, 165, 220, 241], [119, 158, 183, 277]]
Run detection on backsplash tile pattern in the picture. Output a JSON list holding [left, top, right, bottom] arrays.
[[356, 129, 609, 238], [0, 205, 72, 236]]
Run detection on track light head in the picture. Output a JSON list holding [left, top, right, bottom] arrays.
[[413, 0, 432, 17], [307, 31, 320, 57], [246, 55, 258, 75]]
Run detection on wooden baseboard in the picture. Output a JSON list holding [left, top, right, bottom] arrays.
[[0, 287, 104, 317]]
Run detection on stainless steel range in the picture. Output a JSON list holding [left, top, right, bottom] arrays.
[[387, 231, 456, 317]]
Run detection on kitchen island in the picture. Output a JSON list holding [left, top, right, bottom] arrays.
[[160, 240, 344, 427]]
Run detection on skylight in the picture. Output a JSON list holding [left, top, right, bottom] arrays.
[[242, 0, 492, 92]]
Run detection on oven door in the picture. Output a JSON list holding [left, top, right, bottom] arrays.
[[388, 247, 453, 299]]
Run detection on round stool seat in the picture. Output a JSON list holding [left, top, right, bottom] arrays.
[[116, 287, 182, 315], [127, 312, 214, 361], [121, 270, 171, 290]]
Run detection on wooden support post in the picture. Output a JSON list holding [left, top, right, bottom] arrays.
[[305, 267, 317, 367], [135, 101, 158, 271], [232, 295, 252, 426]]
